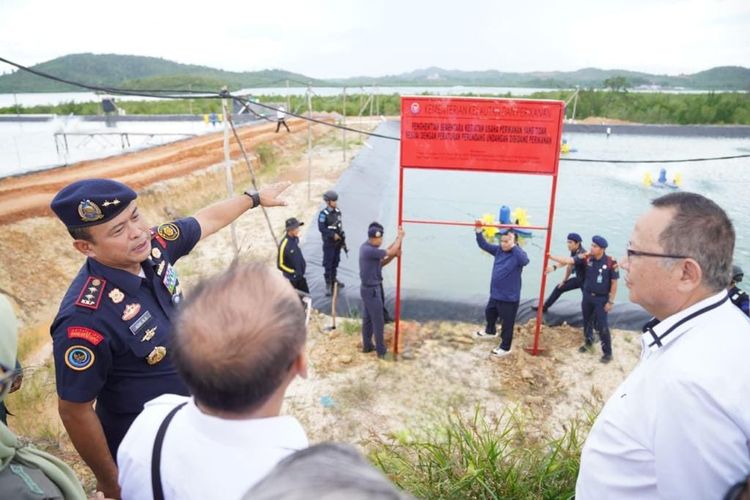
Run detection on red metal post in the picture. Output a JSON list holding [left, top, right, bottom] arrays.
[[528, 111, 564, 355], [393, 145, 406, 355]]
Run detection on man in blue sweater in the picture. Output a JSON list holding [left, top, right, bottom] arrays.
[[474, 224, 530, 357]]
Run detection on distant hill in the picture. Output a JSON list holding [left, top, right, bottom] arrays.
[[335, 65, 750, 90], [0, 53, 747, 93], [0, 53, 324, 93]]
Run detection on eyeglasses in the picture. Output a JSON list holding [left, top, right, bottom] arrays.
[[626, 248, 690, 260]]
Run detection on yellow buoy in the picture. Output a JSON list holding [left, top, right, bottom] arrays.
[[643, 172, 653, 187], [480, 213, 498, 240], [673, 173, 682, 187]]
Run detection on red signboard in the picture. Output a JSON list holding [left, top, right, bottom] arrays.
[[400, 96, 564, 174]]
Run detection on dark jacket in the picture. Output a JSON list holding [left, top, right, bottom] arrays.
[[476, 232, 530, 302], [278, 234, 306, 280]]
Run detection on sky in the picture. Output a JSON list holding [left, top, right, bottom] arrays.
[[0, 0, 748, 79]]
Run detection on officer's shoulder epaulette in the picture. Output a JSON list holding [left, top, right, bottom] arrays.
[[75, 276, 107, 310]]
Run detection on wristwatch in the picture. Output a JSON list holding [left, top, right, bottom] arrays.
[[243, 190, 260, 208]]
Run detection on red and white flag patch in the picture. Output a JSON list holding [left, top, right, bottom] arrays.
[[67, 326, 105, 346]]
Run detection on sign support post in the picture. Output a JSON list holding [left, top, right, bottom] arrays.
[[394, 96, 565, 356]]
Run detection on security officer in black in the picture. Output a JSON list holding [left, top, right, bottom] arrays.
[[318, 189, 345, 296], [278, 217, 309, 293], [49, 178, 290, 498], [728, 264, 749, 317], [549, 235, 618, 363], [533, 232, 587, 312]]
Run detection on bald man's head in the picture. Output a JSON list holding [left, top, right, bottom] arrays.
[[173, 262, 306, 413]]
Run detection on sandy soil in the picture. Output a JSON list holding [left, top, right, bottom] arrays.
[[1, 115, 640, 490]]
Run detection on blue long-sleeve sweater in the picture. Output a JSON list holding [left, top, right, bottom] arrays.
[[476, 232, 530, 301]]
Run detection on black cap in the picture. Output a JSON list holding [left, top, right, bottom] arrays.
[[51, 179, 137, 229], [592, 235, 608, 249], [368, 222, 384, 238], [323, 190, 338, 202], [285, 217, 304, 230]]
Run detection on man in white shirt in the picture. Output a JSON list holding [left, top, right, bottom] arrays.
[[276, 105, 290, 133], [118, 262, 309, 500], [576, 192, 750, 499]]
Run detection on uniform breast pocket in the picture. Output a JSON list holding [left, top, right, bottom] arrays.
[[123, 310, 164, 360]]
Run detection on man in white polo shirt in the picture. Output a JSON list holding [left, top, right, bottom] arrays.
[[576, 192, 750, 499], [117, 263, 309, 500]]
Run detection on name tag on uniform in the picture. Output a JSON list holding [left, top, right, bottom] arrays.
[[129, 311, 152, 335]]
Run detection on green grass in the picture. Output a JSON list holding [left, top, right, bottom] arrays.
[[370, 407, 592, 499], [340, 316, 362, 337]]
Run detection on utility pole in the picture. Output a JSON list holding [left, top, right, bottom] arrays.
[[306, 85, 313, 201], [342, 87, 347, 162], [188, 84, 193, 116], [286, 79, 291, 116], [571, 86, 579, 123], [369, 85, 374, 117], [221, 94, 239, 256]]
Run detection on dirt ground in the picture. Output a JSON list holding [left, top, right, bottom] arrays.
[[1, 115, 641, 490]]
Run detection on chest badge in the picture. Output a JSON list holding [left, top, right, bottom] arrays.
[[122, 303, 141, 321], [141, 326, 157, 342], [156, 260, 166, 276], [152, 247, 162, 259], [146, 346, 166, 365], [108, 288, 124, 304]]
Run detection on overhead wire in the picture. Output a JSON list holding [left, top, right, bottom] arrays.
[[2, 56, 749, 164]]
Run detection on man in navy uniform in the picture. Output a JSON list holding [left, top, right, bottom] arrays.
[[549, 235, 619, 363], [473, 225, 530, 358], [318, 190, 345, 296], [532, 232, 586, 312], [278, 217, 308, 294], [359, 223, 404, 359], [49, 178, 289, 498], [728, 264, 749, 316]]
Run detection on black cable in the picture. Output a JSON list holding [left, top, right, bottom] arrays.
[[561, 154, 750, 164], [3, 56, 749, 163], [233, 95, 401, 140]]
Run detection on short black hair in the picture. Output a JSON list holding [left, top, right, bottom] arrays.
[[67, 226, 94, 242]]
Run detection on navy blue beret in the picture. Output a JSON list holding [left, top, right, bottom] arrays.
[[591, 235, 608, 249], [566, 232, 582, 243], [51, 179, 137, 229], [368, 223, 384, 238]]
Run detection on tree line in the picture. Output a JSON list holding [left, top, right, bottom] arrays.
[[1, 90, 748, 125]]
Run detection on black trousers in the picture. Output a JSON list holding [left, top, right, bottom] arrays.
[[484, 298, 520, 351], [544, 276, 582, 308], [322, 242, 341, 283], [582, 294, 612, 356], [276, 119, 290, 132], [361, 285, 386, 355]]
